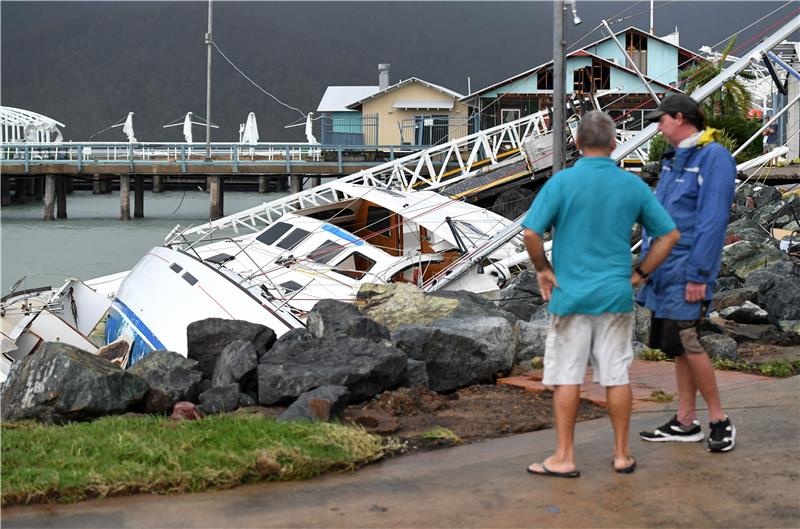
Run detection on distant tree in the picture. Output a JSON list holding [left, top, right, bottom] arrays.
[[680, 37, 752, 119], [647, 133, 669, 162]]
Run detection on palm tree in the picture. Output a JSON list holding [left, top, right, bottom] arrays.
[[680, 37, 752, 118]]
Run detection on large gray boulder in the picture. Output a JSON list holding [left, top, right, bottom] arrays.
[[357, 283, 514, 331], [399, 358, 429, 388], [277, 385, 351, 422], [128, 350, 203, 413], [725, 217, 771, 245], [257, 330, 407, 405], [753, 269, 800, 323], [187, 319, 276, 379], [211, 339, 258, 389], [516, 320, 549, 362], [718, 301, 770, 324], [495, 270, 544, 322], [719, 240, 790, 281], [198, 384, 241, 415], [634, 304, 652, 344], [1, 342, 148, 423], [306, 299, 390, 342], [712, 287, 759, 312], [699, 334, 738, 361], [391, 316, 515, 393]]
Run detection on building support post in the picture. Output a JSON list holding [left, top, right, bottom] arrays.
[[258, 176, 268, 193], [290, 175, 302, 194], [552, 0, 566, 173], [93, 174, 102, 194], [56, 176, 67, 218], [134, 175, 144, 218], [120, 174, 131, 220], [311, 175, 322, 188], [209, 175, 223, 220], [43, 174, 55, 221], [152, 174, 164, 193]]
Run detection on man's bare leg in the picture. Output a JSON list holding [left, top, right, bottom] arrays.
[[606, 384, 635, 470], [675, 356, 699, 425], [529, 384, 580, 473], [682, 352, 726, 423]]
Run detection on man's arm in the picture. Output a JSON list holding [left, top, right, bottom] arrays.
[[523, 228, 558, 301], [632, 228, 680, 286]]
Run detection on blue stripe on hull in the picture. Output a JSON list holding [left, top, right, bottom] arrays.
[[105, 298, 167, 366]]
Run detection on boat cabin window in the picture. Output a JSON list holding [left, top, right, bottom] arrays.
[[365, 206, 392, 236], [308, 240, 346, 264], [276, 228, 311, 250], [279, 280, 303, 293], [257, 222, 292, 246], [333, 252, 376, 280]]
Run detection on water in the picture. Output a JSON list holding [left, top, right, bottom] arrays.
[[0, 190, 287, 294]]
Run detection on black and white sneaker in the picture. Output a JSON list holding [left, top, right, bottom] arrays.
[[707, 416, 736, 452], [639, 415, 704, 443]]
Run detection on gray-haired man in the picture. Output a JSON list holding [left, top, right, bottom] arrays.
[[523, 111, 679, 477]]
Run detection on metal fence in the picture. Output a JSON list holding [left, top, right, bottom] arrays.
[[398, 115, 471, 147], [319, 114, 378, 146]]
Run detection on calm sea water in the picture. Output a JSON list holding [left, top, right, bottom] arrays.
[[0, 190, 287, 294]]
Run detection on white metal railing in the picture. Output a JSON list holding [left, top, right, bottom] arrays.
[[168, 108, 556, 243]]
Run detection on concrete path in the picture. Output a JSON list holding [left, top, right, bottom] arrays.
[[5, 376, 799, 529]]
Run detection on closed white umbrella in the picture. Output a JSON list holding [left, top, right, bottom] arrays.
[[122, 112, 137, 142], [183, 112, 193, 143], [242, 112, 259, 144]]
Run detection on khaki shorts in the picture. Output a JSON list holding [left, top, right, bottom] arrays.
[[542, 312, 634, 387], [649, 317, 705, 358]]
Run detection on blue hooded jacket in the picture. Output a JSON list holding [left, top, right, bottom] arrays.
[[636, 130, 736, 320]]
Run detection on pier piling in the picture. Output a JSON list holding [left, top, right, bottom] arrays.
[[311, 176, 322, 188], [258, 176, 268, 193], [290, 175, 302, 194], [56, 176, 67, 218], [2, 177, 12, 207], [92, 174, 102, 194], [152, 175, 164, 193], [209, 176, 223, 220], [134, 175, 144, 218], [34, 176, 43, 201], [43, 175, 55, 220], [120, 175, 130, 220]]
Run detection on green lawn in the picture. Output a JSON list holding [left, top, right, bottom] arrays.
[[2, 415, 394, 505]]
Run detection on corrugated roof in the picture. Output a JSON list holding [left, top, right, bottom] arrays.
[[316, 86, 379, 112]]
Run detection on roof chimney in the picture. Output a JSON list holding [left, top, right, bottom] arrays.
[[379, 63, 390, 90]]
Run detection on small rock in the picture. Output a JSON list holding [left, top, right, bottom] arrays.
[[277, 385, 350, 422], [198, 384, 241, 415], [699, 334, 738, 361]]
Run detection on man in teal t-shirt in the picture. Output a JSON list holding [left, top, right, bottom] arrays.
[[523, 111, 679, 478]]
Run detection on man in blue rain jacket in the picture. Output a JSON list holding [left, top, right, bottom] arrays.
[[636, 94, 737, 452]]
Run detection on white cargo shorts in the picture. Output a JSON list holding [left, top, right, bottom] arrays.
[[542, 312, 634, 387]]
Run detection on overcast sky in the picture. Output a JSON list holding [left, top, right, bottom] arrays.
[[1, 1, 796, 141]]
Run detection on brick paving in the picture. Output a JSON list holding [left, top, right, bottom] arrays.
[[497, 359, 774, 410]]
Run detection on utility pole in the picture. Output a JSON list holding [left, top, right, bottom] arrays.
[[552, 0, 566, 173], [205, 0, 213, 161]]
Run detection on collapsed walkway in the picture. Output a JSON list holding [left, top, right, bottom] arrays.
[[4, 375, 799, 529]]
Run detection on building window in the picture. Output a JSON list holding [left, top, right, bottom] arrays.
[[625, 31, 648, 75], [538, 67, 553, 90]]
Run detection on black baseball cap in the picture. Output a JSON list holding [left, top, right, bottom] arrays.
[[645, 93, 701, 122]]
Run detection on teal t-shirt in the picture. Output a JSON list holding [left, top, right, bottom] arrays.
[[522, 156, 675, 315]]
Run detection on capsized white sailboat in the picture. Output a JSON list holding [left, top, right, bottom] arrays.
[[107, 180, 531, 364]]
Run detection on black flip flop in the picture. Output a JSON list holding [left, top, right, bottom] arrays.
[[527, 463, 580, 478], [614, 457, 637, 474]]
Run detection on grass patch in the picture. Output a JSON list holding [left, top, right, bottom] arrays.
[[421, 427, 462, 445], [2, 415, 395, 506], [647, 389, 674, 402], [640, 348, 669, 361], [712, 357, 800, 378]]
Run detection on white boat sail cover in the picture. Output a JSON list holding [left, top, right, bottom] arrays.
[[305, 112, 318, 144], [183, 113, 193, 143]]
